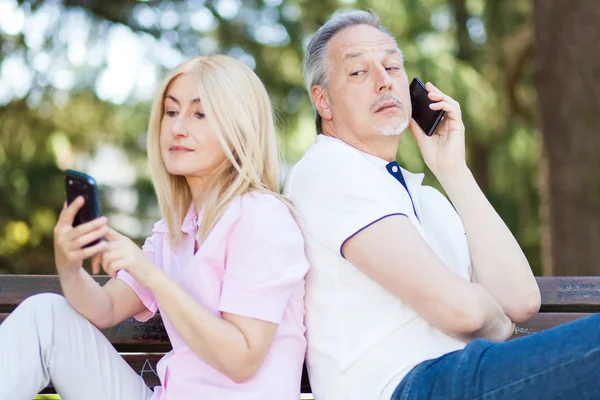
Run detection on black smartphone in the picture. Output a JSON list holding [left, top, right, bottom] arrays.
[[410, 77, 445, 136], [65, 169, 102, 246]]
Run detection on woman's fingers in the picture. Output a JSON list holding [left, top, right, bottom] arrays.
[[71, 216, 108, 237], [73, 225, 108, 250], [73, 240, 107, 261], [56, 196, 85, 227]]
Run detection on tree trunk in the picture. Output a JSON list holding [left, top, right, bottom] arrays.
[[534, 0, 600, 275]]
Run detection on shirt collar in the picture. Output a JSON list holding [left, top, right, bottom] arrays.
[[181, 204, 199, 236], [316, 134, 425, 187]]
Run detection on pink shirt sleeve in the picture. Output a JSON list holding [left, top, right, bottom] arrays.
[[218, 195, 309, 324], [116, 234, 160, 322]]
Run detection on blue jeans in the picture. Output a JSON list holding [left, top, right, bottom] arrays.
[[392, 313, 600, 399]]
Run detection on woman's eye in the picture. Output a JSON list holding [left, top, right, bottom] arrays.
[[350, 71, 364, 77], [195, 112, 205, 119], [165, 110, 177, 117]]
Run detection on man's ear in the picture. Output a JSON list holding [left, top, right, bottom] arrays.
[[311, 85, 332, 122]]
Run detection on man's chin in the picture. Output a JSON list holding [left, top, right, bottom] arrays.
[[375, 118, 409, 137]]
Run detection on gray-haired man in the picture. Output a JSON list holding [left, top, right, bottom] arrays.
[[284, 9, 600, 400]]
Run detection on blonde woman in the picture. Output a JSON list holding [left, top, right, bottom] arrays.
[[0, 55, 309, 400]]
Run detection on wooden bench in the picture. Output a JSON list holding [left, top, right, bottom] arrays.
[[1, 275, 599, 396]]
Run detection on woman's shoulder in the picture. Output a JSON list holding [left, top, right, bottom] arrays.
[[219, 191, 297, 231], [226, 191, 290, 215]]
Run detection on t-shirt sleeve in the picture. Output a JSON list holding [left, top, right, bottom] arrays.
[[285, 147, 413, 255], [218, 195, 309, 324], [116, 234, 160, 322]]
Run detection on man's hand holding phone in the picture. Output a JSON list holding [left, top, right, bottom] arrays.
[[53, 196, 108, 278], [409, 79, 467, 178]]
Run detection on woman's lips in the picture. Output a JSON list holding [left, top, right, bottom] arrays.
[[169, 145, 193, 153]]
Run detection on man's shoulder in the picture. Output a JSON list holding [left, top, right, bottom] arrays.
[[286, 139, 378, 191], [297, 138, 369, 169]]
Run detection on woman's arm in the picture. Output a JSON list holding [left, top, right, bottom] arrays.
[[54, 197, 146, 329], [150, 273, 278, 383], [100, 227, 283, 383]]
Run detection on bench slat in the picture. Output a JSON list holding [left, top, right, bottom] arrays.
[[0, 275, 109, 312], [4, 275, 600, 312], [0, 313, 171, 353], [537, 277, 600, 312], [512, 312, 593, 338]]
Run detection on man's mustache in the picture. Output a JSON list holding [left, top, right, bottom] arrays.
[[370, 94, 404, 113]]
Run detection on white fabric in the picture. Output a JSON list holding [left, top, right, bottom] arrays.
[[0, 293, 154, 400], [283, 135, 472, 400]]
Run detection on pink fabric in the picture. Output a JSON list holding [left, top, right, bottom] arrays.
[[117, 192, 309, 400]]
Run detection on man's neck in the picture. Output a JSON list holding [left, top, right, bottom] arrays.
[[321, 128, 400, 162]]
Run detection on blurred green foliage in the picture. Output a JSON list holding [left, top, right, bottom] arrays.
[[0, 0, 540, 274]]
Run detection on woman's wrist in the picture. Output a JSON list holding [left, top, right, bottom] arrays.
[[144, 261, 169, 292]]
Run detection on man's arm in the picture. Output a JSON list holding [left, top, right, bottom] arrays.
[[343, 215, 514, 342], [410, 82, 540, 323], [438, 166, 541, 323]]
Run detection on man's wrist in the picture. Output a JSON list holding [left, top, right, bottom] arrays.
[[434, 165, 474, 194]]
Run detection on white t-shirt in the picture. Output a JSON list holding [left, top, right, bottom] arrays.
[[283, 135, 472, 400]]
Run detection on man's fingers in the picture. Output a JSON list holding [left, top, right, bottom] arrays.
[[426, 83, 459, 106], [429, 101, 461, 118]]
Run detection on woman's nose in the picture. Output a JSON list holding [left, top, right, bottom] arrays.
[[172, 117, 189, 137]]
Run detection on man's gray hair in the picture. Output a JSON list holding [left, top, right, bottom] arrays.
[[302, 10, 400, 133]]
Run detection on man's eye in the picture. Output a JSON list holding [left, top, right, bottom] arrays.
[[386, 67, 401, 72]]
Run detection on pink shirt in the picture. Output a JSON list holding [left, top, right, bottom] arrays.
[[117, 192, 309, 400]]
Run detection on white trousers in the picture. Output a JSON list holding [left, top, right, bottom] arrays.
[[0, 293, 154, 400]]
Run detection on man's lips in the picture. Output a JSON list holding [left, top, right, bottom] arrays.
[[375, 101, 401, 113]]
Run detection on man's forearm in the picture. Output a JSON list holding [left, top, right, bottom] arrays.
[[436, 166, 540, 322]]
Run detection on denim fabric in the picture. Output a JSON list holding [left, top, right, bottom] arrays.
[[392, 313, 600, 400]]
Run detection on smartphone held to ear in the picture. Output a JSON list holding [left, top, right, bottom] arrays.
[[410, 77, 445, 136], [64, 169, 102, 246]]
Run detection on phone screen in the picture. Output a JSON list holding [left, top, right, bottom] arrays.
[[410, 77, 445, 136]]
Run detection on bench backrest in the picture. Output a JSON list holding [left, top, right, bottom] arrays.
[[1, 275, 599, 394]]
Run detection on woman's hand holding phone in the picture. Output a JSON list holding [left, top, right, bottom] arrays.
[[409, 81, 467, 178], [91, 227, 164, 289], [53, 196, 108, 278]]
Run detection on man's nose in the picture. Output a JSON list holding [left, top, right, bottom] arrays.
[[375, 66, 393, 93]]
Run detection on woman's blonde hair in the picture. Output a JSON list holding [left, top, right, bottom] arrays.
[[147, 55, 293, 246]]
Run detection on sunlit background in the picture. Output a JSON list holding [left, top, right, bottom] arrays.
[[0, 0, 540, 274]]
